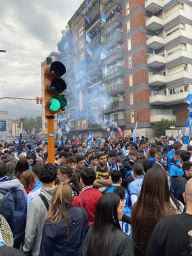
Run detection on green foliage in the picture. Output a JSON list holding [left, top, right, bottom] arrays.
[[17, 116, 42, 135], [152, 118, 177, 136]]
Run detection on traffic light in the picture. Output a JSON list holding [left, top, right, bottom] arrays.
[[44, 61, 67, 117]]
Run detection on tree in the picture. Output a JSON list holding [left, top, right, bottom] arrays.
[[152, 118, 177, 136], [17, 116, 42, 135]]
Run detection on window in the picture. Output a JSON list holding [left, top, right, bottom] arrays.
[[130, 92, 133, 105], [129, 74, 133, 87], [166, 23, 185, 37], [168, 64, 188, 75], [114, 114, 118, 121], [169, 84, 188, 94], [127, 20, 130, 33], [126, 3, 129, 15], [129, 57, 132, 69], [79, 53, 84, 62], [128, 38, 131, 51], [131, 111, 134, 123], [79, 40, 84, 50], [79, 27, 83, 37]]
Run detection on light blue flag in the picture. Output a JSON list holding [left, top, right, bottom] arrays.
[[152, 90, 157, 95], [100, 48, 108, 59], [86, 1, 90, 9], [132, 121, 138, 143], [79, 12, 84, 16], [86, 31, 91, 43], [66, 124, 70, 133], [85, 16, 90, 23], [86, 46, 92, 56], [105, 65, 109, 75], [186, 93, 192, 103], [87, 131, 93, 148], [101, 12, 107, 23]]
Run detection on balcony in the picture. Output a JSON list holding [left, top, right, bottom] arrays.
[[147, 54, 165, 68], [149, 74, 166, 86], [150, 114, 176, 122], [104, 30, 123, 50], [104, 101, 126, 114], [164, 10, 186, 25], [102, 13, 122, 36], [145, 0, 163, 14], [103, 65, 124, 81], [166, 50, 189, 63], [146, 16, 163, 31], [167, 71, 191, 83], [150, 91, 188, 105], [165, 30, 192, 44], [108, 84, 125, 96], [114, 119, 126, 126], [103, 47, 123, 65], [147, 36, 164, 50]]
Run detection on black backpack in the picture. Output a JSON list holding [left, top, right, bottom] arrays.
[[0, 187, 27, 239]]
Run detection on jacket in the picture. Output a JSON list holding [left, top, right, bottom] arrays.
[[39, 205, 89, 256], [23, 187, 54, 256], [72, 187, 102, 227], [82, 228, 134, 256], [137, 156, 152, 173], [171, 175, 189, 204]]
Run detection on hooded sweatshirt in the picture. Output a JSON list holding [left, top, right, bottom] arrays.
[[23, 187, 54, 256]]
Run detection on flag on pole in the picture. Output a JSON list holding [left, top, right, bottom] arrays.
[[85, 16, 90, 23], [100, 48, 108, 59], [88, 131, 93, 148], [18, 118, 23, 156], [178, 130, 182, 142], [86, 0, 90, 9], [86, 46, 92, 56], [79, 12, 84, 16], [101, 12, 107, 23], [108, 127, 114, 141], [105, 65, 109, 75], [132, 121, 138, 143], [86, 31, 91, 43], [66, 124, 70, 133]]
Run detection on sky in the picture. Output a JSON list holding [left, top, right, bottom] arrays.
[[0, 0, 83, 119]]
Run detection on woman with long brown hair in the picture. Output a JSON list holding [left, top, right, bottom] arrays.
[[132, 167, 180, 256], [57, 165, 82, 197], [39, 183, 89, 256]]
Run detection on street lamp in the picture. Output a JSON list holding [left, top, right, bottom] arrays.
[[0, 50, 6, 53]]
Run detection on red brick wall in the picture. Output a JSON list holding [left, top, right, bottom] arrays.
[[72, 17, 85, 32], [130, 0, 145, 12], [126, 111, 131, 124], [131, 31, 147, 48], [130, 12, 146, 30], [125, 93, 130, 106], [125, 75, 129, 88], [123, 23, 127, 36], [124, 40, 128, 53], [174, 105, 188, 122], [133, 69, 148, 86], [122, 5, 126, 18], [134, 108, 151, 122], [124, 57, 129, 70], [132, 50, 147, 67], [133, 89, 150, 104]]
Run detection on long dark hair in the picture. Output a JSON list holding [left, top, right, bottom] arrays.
[[60, 165, 82, 191], [15, 159, 29, 179], [132, 167, 177, 255], [46, 183, 73, 240], [85, 193, 121, 256]]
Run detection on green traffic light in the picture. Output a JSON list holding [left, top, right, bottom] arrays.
[[56, 95, 67, 109], [48, 98, 61, 112]]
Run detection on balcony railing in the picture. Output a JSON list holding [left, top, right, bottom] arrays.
[[104, 101, 126, 114]]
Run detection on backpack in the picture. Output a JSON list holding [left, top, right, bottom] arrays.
[[0, 187, 27, 239]]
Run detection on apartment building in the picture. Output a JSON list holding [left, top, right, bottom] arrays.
[[57, 0, 192, 138]]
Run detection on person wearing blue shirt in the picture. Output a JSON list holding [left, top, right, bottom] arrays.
[[128, 163, 144, 206], [167, 142, 182, 173], [104, 170, 131, 207]]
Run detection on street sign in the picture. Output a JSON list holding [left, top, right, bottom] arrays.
[[0, 121, 6, 131]]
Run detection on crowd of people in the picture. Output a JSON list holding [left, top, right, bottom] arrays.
[[0, 135, 192, 255]]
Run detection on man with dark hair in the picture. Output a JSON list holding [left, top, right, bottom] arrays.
[[107, 150, 119, 170], [169, 150, 184, 188], [75, 154, 85, 180], [66, 156, 77, 172], [26, 154, 35, 170], [55, 151, 68, 169], [27, 163, 44, 211], [89, 155, 98, 169], [95, 141, 104, 153], [93, 153, 112, 192], [72, 167, 102, 227], [128, 163, 144, 206], [171, 161, 192, 204], [167, 142, 182, 172], [84, 152, 92, 167], [137, 149, 152, 173], [0, 162, 27, 249], [23, 163, 57, 256], [153, 152, 167, 170]]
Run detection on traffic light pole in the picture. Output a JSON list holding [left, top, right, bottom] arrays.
[[47, 116, 55, 164]]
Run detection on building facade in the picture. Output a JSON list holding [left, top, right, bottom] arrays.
[[57, 0, 192, 138]]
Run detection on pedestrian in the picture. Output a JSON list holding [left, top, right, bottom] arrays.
[[14, 159, 29, 180], [39, 183, 89, 256], [57, 164, 82, 197], [72, 167, 102, 226], [82, 193, 134, 256], [131, 167, 179, 256], [20, 169, 35, 194]]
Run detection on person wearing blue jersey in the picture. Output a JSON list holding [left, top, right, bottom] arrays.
[[114, 186, 132, 239], [128, 163, 144, 206], [167, 142, 182, 173], [104, 170, 131, 207]]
